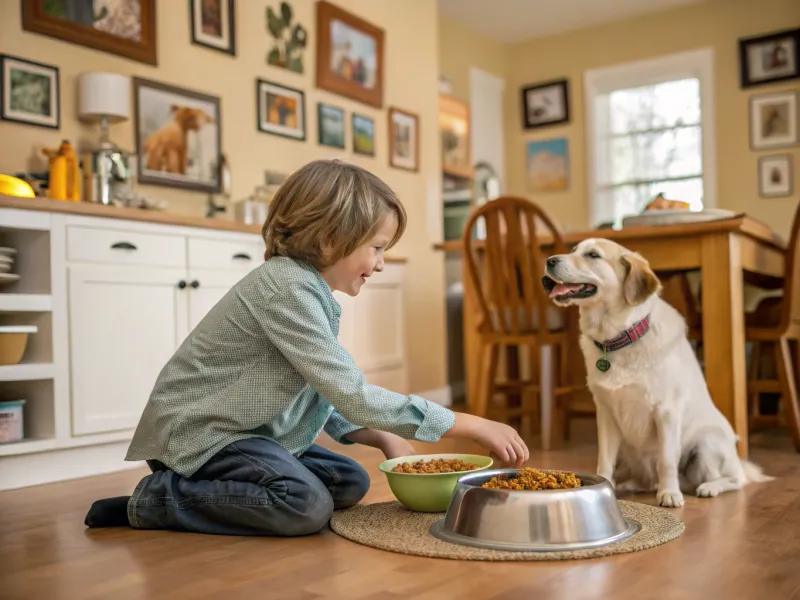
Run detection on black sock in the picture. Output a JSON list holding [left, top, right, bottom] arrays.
[[84, 496, 131, 528]]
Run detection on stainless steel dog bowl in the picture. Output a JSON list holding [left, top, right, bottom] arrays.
[[430, 469, 639, 552]]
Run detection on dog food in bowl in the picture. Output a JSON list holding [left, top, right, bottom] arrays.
[[391, 458, 480, 474], [481, 467, 581, 490]]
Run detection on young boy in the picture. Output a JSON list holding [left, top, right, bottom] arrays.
[[85, 159, 529, 537]]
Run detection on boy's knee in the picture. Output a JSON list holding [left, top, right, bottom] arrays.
[[333, 462, 370, 510], [278, 481, 334, 536]]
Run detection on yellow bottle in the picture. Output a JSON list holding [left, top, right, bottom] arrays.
[[59, 140, 81, 202], [42, 146, 67, 201]]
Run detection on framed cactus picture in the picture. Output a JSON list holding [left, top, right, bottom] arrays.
[[315, 0, 384, 108], [266, 1, 307, 74]]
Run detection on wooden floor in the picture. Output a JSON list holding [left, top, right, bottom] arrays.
[[2, 427, 800, 600]]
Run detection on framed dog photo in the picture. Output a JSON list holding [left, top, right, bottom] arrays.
[[352, 113, 375, 156], [0, 54, 59, 129], [190, 0, 236, 56], [133, 77, 221, 192], [318, 103, 345, 149], [739, 28, 799, 88], [749, 90, 798, 150], [521, 79, 569, 130], [256, 78, 306, 141], [758, 154, 793, 198], [388, 107, 419, 172]]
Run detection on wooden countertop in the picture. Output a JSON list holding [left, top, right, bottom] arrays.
[[434, 214, 787, 253], [0, 194, 407, 263]]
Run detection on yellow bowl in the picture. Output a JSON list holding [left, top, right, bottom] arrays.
[[0, 175, 35, 199]]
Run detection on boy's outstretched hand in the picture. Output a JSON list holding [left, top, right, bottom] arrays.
[[443, 413, 529, 468]]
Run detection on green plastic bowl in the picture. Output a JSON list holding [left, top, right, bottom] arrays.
[[378, 453, 494, 513]]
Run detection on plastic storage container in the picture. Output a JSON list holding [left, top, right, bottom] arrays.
[[0, 400, 25, 443]]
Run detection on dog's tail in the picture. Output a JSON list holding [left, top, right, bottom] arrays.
[[740, 459, 775, 483]]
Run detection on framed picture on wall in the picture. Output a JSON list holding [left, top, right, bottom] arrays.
[[352, 113, 375, 156], [190, 0, 236, 56], [315, 0, 384, 108], [256, 78, 306, 141], [521, 79, 569, 130], [758, 154, 793, 198], [739, 27, 799, 88], [133, 77, 221, 192], [21, 0, 157, 66], [439, 95, 471, 178], [318, 103, 345, 149], [749, 90, 798, 150], [526, 138, 569, 192], [0, 54, 59, 129], [388, 107, 419, 172]]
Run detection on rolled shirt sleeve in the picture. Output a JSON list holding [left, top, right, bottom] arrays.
[[259, 282, 456, 443]]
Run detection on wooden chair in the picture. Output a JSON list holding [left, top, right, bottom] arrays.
[[744, 202, 800, 451], [462, 196, 587, 443]]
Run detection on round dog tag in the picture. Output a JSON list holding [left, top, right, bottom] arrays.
[[596, 358, 611, 372]]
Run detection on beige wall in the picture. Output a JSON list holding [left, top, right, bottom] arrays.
[[504, 0, 800, 238], [0, 0, 447, 395]]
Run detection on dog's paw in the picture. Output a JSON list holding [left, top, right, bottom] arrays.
[[696, 482, 721, 498], [657, 489, 685, 508]]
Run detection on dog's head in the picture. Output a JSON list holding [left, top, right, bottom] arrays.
[[170, 105, 215, 131], [541, 238, 661, 308]]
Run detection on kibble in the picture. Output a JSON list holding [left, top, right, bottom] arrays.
[[481, 468, 581, 490], [391, 458, 480, 474]]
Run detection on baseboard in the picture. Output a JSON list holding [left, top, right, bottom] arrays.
[[414, 385, 452, 406]]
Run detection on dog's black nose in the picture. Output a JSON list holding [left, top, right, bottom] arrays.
[[546, 257, 559, 269]]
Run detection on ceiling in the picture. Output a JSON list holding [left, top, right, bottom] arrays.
[[436, 0, 710, 43]]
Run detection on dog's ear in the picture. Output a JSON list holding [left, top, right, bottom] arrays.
[[620, 252, 660, 305]]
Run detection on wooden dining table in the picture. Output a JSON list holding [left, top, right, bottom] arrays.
[[435, 215, 787, 459]]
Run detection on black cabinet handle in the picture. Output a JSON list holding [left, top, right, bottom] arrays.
[[178, 280, 187, 289], [232, 252, 252, 260], [111, 241, 137, 251], [190, 280, 200, 289]]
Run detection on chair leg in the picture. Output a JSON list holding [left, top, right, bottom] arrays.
[[474, 341, 499, 419], [747, 341, 761, 422], [775, 338, 800, 452]]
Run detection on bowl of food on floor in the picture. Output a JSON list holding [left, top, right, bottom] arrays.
[[378, 454, 493, 512], [429, 467, 639, 552]]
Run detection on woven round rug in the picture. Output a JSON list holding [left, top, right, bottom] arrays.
[[330, 500, 684, 561]]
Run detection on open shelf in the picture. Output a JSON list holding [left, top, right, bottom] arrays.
[[0, 294, 52, 312], [0, 363, 54, 381], [0, 227, 51, 296], [0, 379, 55, 454]]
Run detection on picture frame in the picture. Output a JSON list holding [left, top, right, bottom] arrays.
[[190, 0, 236, 56], [256, 78, 306, 141], [388, 107, 419, 172], [758, 154, 793, 198], [738, 27, 800, 88], [21, 0, 157, 66], [439, 94, 471, 178], [318, 102, 345, 149], [521, 79, 569, 130], [315, 0, 384, 108], [749, 90, 798, 150], [0, 53, 59, 129], [352, 112, 375, 157], [133, 77, 221, 193], [526, 138, 569, 192]]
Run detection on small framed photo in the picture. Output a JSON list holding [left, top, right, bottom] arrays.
[[318, 103, 345, 149], [190, 0, 236, 56], [758, 154, 793, 198], [256, 78, 306, 141], [526, 138, 569, 192], [133, 77, 221, 192], [521, 79, 569, 130], [750, 91, 798, 150], [352, 113, 375, 156], [0, 54, 59, 129], [739, 28, 799, 88], [388, 107, 419, 172]]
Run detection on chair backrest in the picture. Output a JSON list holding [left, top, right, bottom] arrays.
[[462, 196, 569, 335], [781, 201, 800, 330]]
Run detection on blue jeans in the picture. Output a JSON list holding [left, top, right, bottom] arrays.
[[127, 438, 370, 536]]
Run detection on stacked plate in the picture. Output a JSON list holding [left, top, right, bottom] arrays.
[[0, 247, 19, 283]]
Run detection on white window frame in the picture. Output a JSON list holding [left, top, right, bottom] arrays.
[[584, 47, 716, 228]]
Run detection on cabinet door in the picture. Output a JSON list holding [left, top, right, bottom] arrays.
[[186, 269, 252, 331], [68, 264, 188, 435], [353, 265, 405, 373]]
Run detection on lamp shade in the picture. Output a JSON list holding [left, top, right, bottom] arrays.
[[77, 72, 130, 123]]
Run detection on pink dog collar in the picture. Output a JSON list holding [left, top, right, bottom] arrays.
[[592, 316, 651, 371]]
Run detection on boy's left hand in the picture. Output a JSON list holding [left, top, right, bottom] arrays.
[[379, 433, 416, 460]]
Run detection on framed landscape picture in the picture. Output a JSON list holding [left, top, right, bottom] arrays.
[[190, 0, 236, 56], [352, 113, 374, 156], [521, 79, 569, 130], [0, 54, 59, 129], [315, 0, 384, 108], [318, 103, 345, 149], [388, 107, 418, 172], [133, 77, 221, 192], [739, 27, 799, 88], [256, 78, 306, 141], [22, 0, 158, 66]]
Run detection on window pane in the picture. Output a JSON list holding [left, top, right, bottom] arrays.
[[609, 125, 702, 184], [610, 177, 704, 220], [610, 78, 700, 134]]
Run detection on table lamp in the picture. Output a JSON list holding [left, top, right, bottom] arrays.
[[77, 72, 130, 145]]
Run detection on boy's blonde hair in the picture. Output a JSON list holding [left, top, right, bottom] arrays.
[[262, 160, 407, 271]]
